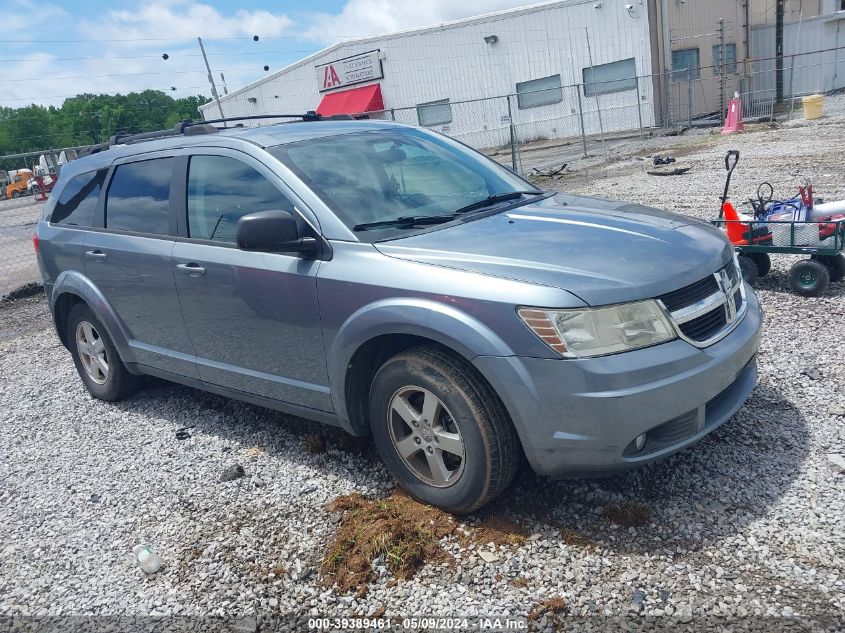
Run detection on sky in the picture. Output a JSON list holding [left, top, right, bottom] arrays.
[[2, 0, 540, 108]]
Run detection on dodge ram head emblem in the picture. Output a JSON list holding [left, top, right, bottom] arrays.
[[719, 269, 737, 322]]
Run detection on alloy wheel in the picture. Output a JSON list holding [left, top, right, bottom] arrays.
[[75, 321, 109, 385], [387, 386, 465, 487]]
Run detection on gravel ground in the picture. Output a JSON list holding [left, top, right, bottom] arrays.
[[1, 102, 844, 632]]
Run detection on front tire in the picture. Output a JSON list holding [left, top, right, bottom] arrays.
[[67, 303, 141, 401], [369, 346, 519, 514]]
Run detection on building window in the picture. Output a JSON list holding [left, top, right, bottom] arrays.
[[672, 48, 700, 82], [416, 99, 453, 127], [712, 43, 738, 74], [516, 74, 563, 109], [582, 58, 637, 97]]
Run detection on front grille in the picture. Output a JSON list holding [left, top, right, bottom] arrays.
[[657, 262, 744, 346], [659, 275, 719, 312], [680, 307, 728, 341]]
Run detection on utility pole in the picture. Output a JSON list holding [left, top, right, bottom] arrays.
[[775, 0, 785, 103], [198, 37, 225, 120], [660, 0, 672, 126], [718, 18, 726, 119]]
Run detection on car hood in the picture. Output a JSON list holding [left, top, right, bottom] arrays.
[[374, 192, 733, 306]]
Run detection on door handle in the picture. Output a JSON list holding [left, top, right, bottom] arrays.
[[176, 262, 206, 277], [85, 250, 107, 262]]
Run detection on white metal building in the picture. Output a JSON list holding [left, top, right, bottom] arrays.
[[200, 0, 657, 149]]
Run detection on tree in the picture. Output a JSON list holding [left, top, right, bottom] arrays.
[[0, 91, 212, 161]]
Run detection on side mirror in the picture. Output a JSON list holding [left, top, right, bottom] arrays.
[[236, 209, 319, 256]]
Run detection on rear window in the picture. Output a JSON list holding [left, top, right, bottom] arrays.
[[105, 158, 174, 234], [51, 170, 106, 226]]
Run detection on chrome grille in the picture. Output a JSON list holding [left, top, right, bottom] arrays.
[[679, 306, 727, 341], [658, 261, 747, 347], [659, 275, 719, 312]]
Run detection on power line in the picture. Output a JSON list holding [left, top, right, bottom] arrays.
[[0, 25, 649, 45], [0, 50, 321, 63], [1, 84, 252, 102], [5, 68, 272, 82]]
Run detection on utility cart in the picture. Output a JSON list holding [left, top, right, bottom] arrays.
[[713, 150, 845, 297]]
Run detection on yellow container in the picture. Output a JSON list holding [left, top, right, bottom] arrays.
[[802, 94, 824, 120]]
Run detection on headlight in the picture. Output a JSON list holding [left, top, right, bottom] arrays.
[[518, 300, 676, 358]]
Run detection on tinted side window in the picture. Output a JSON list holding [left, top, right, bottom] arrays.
[[51, 170, 106, 226], [187, 155, 294, 242], [106, 158, 173, 234]]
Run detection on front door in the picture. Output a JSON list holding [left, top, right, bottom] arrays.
[[84, 155, 198, 377], [172, 151, 332, 412]]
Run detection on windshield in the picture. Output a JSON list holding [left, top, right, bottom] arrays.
[[271, 127, 540, 240]]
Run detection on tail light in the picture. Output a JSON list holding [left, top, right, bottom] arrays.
[[32, 232, 39, 253]]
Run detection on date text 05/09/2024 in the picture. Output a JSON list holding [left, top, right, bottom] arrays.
[[307, 616, 528, 630]]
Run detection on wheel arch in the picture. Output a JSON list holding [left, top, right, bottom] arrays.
[[329, 298, 516, 436], [50, 270, 134, 363]]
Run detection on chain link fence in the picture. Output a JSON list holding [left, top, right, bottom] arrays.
[[371, 75, 656, 177], [0, 196, 43, 298], [366, 45, 844, 178]]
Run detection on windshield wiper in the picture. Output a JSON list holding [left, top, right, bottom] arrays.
[[353, 214, 457, 231], [351, 191, 545, 232], [451, 191, 542, 215]]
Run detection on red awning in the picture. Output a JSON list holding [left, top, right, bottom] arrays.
[[316, 84, 384, 117]]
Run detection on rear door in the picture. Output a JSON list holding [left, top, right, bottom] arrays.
[[171, 149, 332, 412], [83, 153, 199, 378]]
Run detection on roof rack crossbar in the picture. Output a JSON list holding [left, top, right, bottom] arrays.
[[198, 111, 325, 125]]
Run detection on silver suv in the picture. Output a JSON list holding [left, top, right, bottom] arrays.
[[36, 116, 762, 513]]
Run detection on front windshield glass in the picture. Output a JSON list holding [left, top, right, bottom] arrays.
[[271, 127, 539, 240]]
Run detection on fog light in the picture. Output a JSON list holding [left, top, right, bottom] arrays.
[[635, 433, 646, 451]]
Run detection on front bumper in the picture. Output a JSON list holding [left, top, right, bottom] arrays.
[[474, 286, 763, 477]]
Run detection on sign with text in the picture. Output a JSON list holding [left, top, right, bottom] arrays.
[[316, 50, 383, 92]]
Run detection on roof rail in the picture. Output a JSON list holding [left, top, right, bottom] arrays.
[[78, 112, 353, 156], [77, 142, 111, 157], [109, 120, 218, 146]]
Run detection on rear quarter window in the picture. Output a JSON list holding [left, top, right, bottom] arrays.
[[50, 170, 107, 226], [105, 158, 174, 234]]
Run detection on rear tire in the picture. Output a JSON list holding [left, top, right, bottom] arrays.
[[67, 303, 141, 401], [368, 346, 519, 514], [738, 255, 759, 285], [789, 259, 829, 297], [812, 254, 845, 283]]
